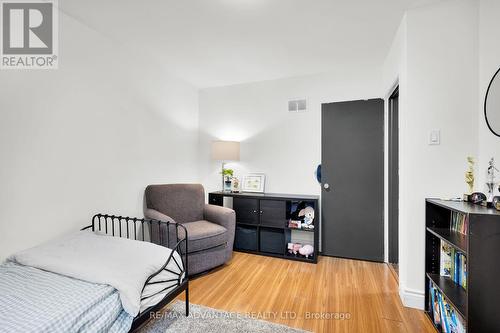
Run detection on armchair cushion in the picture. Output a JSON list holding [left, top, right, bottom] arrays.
[[183, 220, 227, 253]]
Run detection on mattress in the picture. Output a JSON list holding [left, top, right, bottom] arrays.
[[0, 256, 184, 332], [9, 230, 185, 317], [0, 261, 133, 333]]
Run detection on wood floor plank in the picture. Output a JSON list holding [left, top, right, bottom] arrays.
[[174, 252, 434, 333]]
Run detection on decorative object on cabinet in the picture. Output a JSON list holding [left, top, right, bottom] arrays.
[[222, 168, 234, 192], [242, 174, 266, 193], [298, 206, 315, 229], [486, 158, 498, 203], [231, 176, 241, 193], [287, 243, 302, 255], [298, 244, 314, 258], [464, 156, 474, 196], [493, 196, 500, 211], [470, 192, 486, 205]]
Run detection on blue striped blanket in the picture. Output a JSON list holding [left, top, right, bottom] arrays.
[[0, 261, 133, 333]]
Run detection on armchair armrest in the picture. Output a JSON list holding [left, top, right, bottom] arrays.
[[144, 208, 176, 224], [144, 208, 184, 247], [203, 204, 236, 231]]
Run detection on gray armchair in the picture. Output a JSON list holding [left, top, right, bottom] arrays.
[[144, 184, 235, 275]]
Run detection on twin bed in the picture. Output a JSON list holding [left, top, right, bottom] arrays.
[[0, 214, 189, 333]]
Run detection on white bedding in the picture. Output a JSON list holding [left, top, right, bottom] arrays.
[[8, 230, 184, 316]]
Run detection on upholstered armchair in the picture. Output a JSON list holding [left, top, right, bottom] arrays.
[[144, 184, 235, 275]]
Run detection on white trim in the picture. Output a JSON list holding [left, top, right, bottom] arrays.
[[399, 287, 425, 310]]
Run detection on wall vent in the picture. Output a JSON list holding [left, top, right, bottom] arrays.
[[288, 98, 307, 112]]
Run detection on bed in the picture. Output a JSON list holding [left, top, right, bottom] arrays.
[[0, 214, 189, 333]]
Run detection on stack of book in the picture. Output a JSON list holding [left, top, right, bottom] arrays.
[[440, 240, 467, 290], [450, 211, 468, 235], [429, 280, 466, 333]]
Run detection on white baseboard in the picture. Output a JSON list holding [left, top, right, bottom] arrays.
[[399, 287, 425, 310]]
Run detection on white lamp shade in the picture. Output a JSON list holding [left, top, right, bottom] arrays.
[[211, 141, 240, 161]]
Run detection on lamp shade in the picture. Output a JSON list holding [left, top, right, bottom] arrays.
[[211, 141, 240, 161]]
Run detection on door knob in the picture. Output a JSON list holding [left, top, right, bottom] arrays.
[[323, 183, 330, 190]]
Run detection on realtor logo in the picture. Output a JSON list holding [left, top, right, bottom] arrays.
[[1, 0, 58, 69]]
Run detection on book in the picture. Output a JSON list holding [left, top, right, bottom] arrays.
[[440, 240, 454, 277], [450, 211, 468, 235], [438, 292, 449, 333], [431, 285, 442, 329], [460, 253, 467, 290], [429, 280, 433, 317], [429, 280, 466, 333], [444, 297, 466, 333]]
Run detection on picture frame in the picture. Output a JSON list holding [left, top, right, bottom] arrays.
[[242, 174, 266, 193]]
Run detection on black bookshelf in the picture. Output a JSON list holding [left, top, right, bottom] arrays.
[[209, 191, 319, 263], [425, 198, 500, 332]]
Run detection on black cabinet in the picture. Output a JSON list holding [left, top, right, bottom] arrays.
[[209, 191, 319, 263]]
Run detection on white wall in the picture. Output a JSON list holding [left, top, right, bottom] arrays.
[[478, 0, 500, 190], [198, 67, 382, 196], [0, 12, 200, 259], [383, 0, 479, 309]]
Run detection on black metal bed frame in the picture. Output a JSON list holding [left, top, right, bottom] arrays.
[[82, 213, 189, 331]]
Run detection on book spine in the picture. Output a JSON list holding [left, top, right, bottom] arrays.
[[462, 254, 467, 290], [438, 292, 449, 333]]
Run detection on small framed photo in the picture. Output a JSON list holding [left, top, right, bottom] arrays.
[[242, 174, 266, 193]]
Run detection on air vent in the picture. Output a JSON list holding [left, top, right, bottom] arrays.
[[288, 98, 307, 112]]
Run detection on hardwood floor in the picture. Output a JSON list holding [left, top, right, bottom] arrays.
[[176, 252, 434, 333]]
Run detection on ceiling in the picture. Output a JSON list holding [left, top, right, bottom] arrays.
[[60, 0, 437, 88]]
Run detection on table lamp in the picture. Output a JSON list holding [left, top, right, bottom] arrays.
[[211, 141, 240, 192]]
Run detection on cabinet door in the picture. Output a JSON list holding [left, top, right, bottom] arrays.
[[208, 193, 223, 206], [233, 198, 259, 224], [260, 200, 286, 227]]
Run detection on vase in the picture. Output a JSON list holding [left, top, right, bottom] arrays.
[[224, 176, 232, 192]]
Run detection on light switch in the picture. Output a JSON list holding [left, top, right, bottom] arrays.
[[429, 129, 440, 145]]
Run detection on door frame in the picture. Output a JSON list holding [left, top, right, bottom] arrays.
[[388, 86, 399, 264]]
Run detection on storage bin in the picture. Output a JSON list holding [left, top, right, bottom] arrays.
[[234, 225, 258, 251], [260, 227, 285, 254]]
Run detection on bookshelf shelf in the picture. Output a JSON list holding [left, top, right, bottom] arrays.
[[284, 227, 315, 232], [425, 199, 500, 332], [427, 273, 467, 319], [426, 227, 468, 254]]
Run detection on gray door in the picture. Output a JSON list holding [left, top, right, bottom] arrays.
[[321, 99, 384, 262]]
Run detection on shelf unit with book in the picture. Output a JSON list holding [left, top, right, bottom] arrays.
[[425, 198, 500, 332]]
